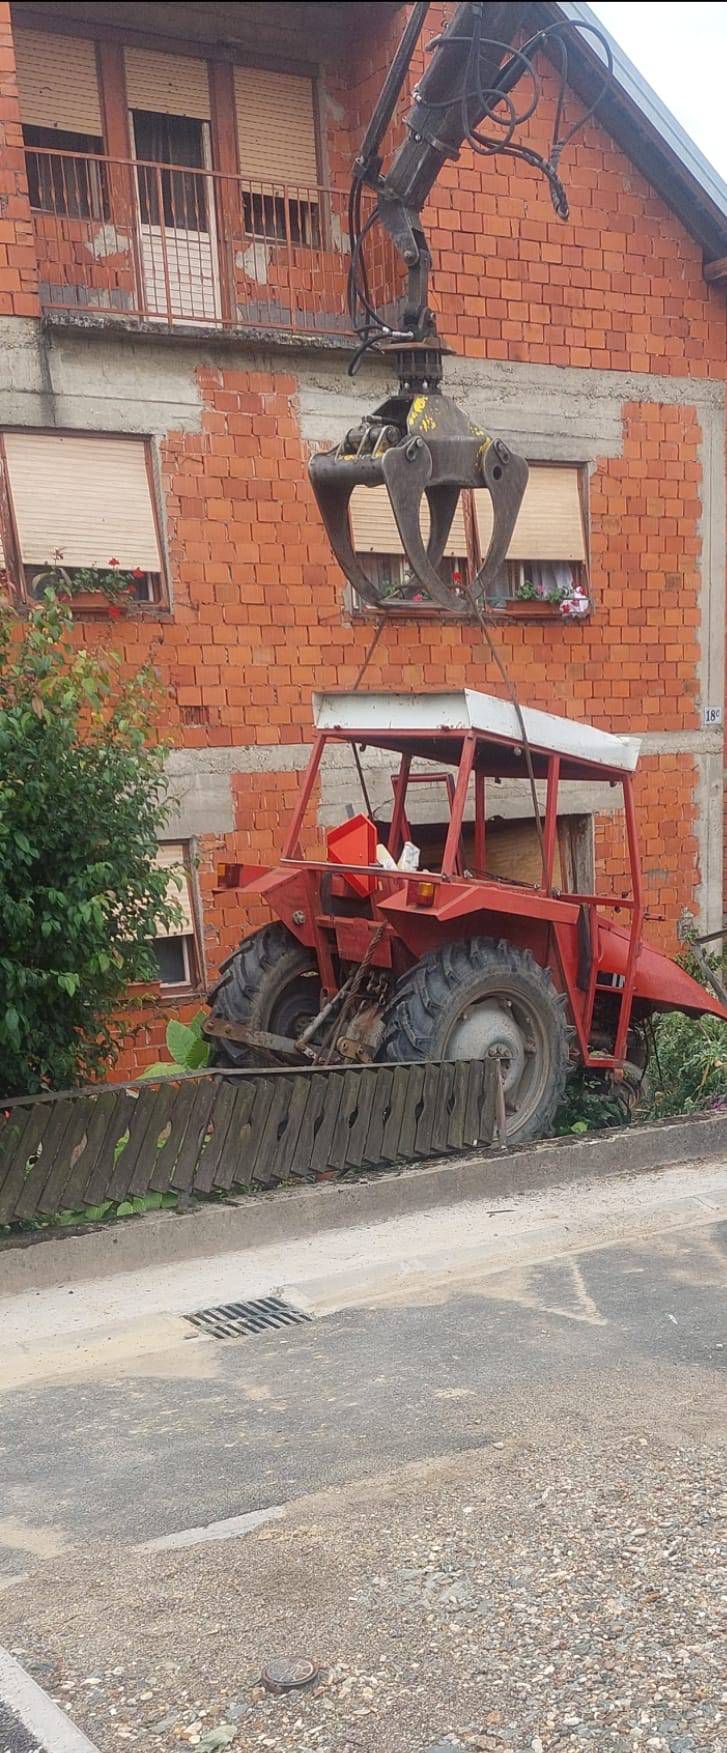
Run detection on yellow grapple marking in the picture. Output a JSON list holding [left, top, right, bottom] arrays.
[[409, 395, 437, 435]]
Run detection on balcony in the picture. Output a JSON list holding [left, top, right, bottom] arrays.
[[26, 145, 396, 344]]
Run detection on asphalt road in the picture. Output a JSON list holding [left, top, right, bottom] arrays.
[[0, 1202, 725, 1752], [1, 1216, 726, 1565], [0, 1702, 42, 1753]]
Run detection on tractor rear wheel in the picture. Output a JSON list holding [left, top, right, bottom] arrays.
[[207, 923, 321, 1068], [377, 936, 570, 1146]]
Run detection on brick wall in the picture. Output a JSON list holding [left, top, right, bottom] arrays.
[[107, 369, 710, 1078], [415, 7, 724, 380], [0, 0, 38, 315], [0, 1, 724, 1079]]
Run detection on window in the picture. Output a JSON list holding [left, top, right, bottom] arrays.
[[15, 29, 103, 134], [23, 125, 107, 220], [475, 464, 589, 612], [124, 46, 211, 122], [0, 432, 167, 609], [124, 47, 219, 324], [132, 110, 208, 231], [349, 485, 469, 611], [234, 66, 320, 244], [125, 47, 212, 233], [241, 191, 321, 247], [473, 813, 594, 890], [15, 28, 106, 219], [153, 843, 201, 992], [347, 467, 589, 617]]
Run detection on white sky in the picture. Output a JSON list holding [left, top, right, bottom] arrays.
[[591, 3, 727, 183]]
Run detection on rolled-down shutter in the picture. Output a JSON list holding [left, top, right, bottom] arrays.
[[14, 29, 102, 134], [124, 47, 211, 120], [155, 844, 194, 939], [3, 433, 162, 572], [350, 485, 467, 557], [475, 465, 586, 561], [234, 67, 318, 187]]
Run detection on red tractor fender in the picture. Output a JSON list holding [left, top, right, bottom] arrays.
[[597, 919, 727, 1020]]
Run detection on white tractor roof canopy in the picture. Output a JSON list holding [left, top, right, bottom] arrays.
[[313, 689, 640, 774]]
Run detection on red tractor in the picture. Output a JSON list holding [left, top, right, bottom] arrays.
[[206, 688, 726, 1146]]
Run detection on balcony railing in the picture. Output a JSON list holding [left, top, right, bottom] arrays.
[[26, 146, 398, 340]]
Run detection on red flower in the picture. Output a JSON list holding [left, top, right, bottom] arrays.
[[107, 557, 120, 569], [131, 567, 145, 580]]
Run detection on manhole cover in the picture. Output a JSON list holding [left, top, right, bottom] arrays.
[[262, 1657, 320, 1694], [185, 1295, 313, 1340]]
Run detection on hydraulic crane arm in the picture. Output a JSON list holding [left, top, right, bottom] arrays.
[[355, 1, 532, 342], [309, 1, 612, 614]]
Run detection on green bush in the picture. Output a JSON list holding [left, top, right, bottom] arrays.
[[648, 1008, 727, 1117], [554, 1067, 632, 1135], [0, 591, 180, 1095]]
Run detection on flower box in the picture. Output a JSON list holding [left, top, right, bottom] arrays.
[[62, 590, 131, 618], [498, 599, 562, 619]]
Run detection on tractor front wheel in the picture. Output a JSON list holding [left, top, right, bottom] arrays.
[[377, 936, 570, 1146], [207, 924, 321, 1068]]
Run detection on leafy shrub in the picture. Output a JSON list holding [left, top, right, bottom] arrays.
[[0, 591, 180, 1095], [648, 1009, 727, 1117], [0, 1186, 180, 1237], [554, 1067, 632, 1135], [141, 1009, 210, 1078]]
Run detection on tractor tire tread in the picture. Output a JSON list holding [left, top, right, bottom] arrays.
[[207, 924, 313, 1069], [377, 935, 570, 1143]]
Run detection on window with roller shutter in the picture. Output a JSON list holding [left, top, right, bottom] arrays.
[[15, 28, 103, 134], [348, 466, 589, 618], [125, 43, 212, 231], [152, 843, 202, 991], [124, 48, 211, 122], [234, 66, 321, 246], [15, 29, 107, 220], [474, 463, 589, 611], [0, 431, 167, 610], [349, 484, 470, 610]]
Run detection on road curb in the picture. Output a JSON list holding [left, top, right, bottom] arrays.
[[0, 1646, 101, 1752], [1, 1109, 726, 1295]]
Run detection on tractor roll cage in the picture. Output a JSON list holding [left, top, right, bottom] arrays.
[[279, 722, 645, 1074]]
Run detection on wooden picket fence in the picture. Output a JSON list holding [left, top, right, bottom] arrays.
[[0, 1059, 498, 1227]]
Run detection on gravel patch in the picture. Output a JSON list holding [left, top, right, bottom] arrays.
[[1, 1420, 724, 1753]]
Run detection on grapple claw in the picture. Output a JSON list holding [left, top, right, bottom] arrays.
[[381, 444, 461, 611], [309, 367, 529, 614], [306, 455, 386, 609], [473, 440, 530, 605]]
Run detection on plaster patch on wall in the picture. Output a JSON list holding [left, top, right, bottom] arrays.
[[84, 224, 130, 260], [237, 242, 270, 284]]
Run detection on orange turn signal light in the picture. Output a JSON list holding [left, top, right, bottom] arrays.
[[216, 860, 242, 889], [414, 879, 436, 907]]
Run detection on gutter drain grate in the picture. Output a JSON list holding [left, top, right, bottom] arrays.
[[185, 1295, 313, 1340]]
